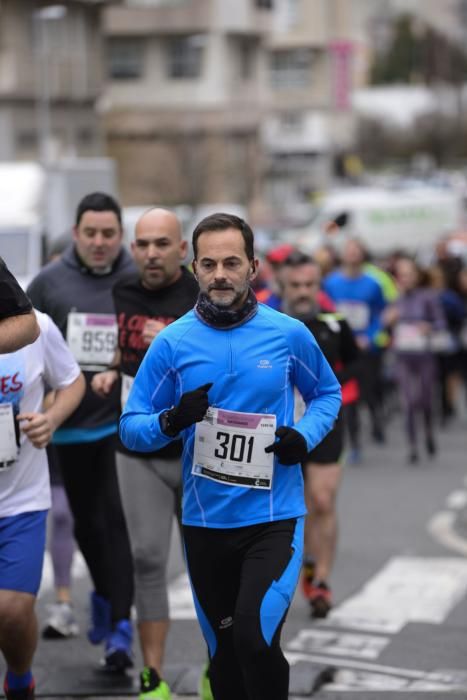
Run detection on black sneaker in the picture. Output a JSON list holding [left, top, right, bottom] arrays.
[[426, 435, 437, 457], [309, 581, 332, 619], [104, 620, 133, 672], [3, 678, 35, 700]]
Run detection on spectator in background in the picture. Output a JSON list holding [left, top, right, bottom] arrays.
[[313, 245, 340, 278], [434, 237, 463, 292], [323, 238, 387, 463], [255, 244, 295, 309], [384, 257, 446, 464], [454, 266, 467, 401], [428, 264, 465, 425], [92, 208, 199, 700], [27, 193, 135, 671], [281, 253, 359, 619]]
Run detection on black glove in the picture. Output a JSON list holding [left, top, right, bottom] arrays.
[[160, 383, 213, 437], [264, 426, 308, 465]]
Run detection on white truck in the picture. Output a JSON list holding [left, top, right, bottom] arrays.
[[0, 159, 117, 288], [286, 186, 465, 257]]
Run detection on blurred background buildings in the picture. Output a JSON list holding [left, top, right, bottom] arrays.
[[1, 0, 467, 221]]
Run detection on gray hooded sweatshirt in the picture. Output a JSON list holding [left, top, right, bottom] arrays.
[[27, 244, 135, 436]]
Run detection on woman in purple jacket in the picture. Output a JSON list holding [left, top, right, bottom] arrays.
[[384, 257, 447, 464]]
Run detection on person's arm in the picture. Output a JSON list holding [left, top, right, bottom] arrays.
[[291, 322, 342, 451], [18, 374, 85, 448], [266, 322, 342, 465], [119, 333, 178, 452], [0, 311, 40, 353], [17, 312, 84, 447], [0, 258, 40, 351], [91, 349, 121, 397]]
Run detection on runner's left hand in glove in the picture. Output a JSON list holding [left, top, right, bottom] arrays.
[[264, 426, 308, 465]]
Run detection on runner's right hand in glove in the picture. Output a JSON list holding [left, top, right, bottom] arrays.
[[160, 383, 213, 437]]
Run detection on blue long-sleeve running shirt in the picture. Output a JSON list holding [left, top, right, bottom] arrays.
[[120, 303, 341, 528]]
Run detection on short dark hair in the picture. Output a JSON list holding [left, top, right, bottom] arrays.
[[283, 251, 314, 267], [75, 192, 122, 227], [192, 212, 254, 260]]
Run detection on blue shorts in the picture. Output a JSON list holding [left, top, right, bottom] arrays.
[[0, 510, 47, 595]]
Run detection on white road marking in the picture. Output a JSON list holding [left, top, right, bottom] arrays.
[[322, 556, 467, 633], [286, 651, 467, 690], [428, 511, 467, 557], [168, 572, 197, 619], [287, 628, 389, 660], [327, 668, 467, 692]]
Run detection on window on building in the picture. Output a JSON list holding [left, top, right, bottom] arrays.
[[77, 127, 94, 147], [270, 48, 313, 89], [16, 130, 37, 152], [167, 35, 205, 79], [238, 37, 256, 80], [107, 38, 145, 80]]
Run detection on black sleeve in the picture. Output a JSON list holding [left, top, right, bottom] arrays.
[[336, 318, 362, 384], [0, 257, 33, 320]]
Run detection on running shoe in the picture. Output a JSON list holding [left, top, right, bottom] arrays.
[[104, 619, 133, 672], [426, 435, 437, 457], [308, 581, 332, 619], [88, 591, 112, 645], [3, 677, 35, 700], [42, 602, 79, 639], [139, 667, 171, 700], [199, 663, 213, 700], [300, 559, 316, 600]]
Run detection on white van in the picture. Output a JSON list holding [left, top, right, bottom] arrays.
[[287, 186, 465, 256]]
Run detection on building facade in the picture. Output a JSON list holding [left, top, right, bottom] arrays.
[[103, 0, 377, 212], [262, 0, 374, 211], [103, 0, 273, 207], [102, 0, 467, 213], [0, 0, 116, 162]]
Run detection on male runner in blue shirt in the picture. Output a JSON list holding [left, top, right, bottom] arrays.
[[120, 213, 341, 700]]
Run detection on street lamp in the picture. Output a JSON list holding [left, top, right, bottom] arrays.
[[32, 5, 67, 165]]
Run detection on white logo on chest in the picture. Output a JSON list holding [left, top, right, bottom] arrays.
[[257, 359, 272, 369]]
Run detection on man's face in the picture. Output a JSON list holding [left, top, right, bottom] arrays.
[[131, 210, 187, 290], [193, 228, 258, 309], [342, 239, 364, 267], [282, 263, 321, 317], [73, 210, 123, 271]]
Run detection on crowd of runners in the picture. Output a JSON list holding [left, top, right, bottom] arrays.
[[1, 192, 467, 700]]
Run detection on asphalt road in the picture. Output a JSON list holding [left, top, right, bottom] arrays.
[[3, 411, 467, 699]]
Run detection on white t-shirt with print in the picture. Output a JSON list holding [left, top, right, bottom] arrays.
[[0, 310, 81, 517]]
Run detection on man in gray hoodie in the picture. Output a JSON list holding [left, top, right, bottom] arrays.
[[27, 193, 135, 671]]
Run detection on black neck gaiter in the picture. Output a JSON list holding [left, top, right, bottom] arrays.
[[195, 288, 258, 329]]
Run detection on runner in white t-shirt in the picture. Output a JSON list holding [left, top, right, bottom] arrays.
[[0, 311, 85, 700]]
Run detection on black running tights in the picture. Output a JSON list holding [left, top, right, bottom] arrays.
[[183, 518, 303, 700], [56, 436, 134, 622]]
